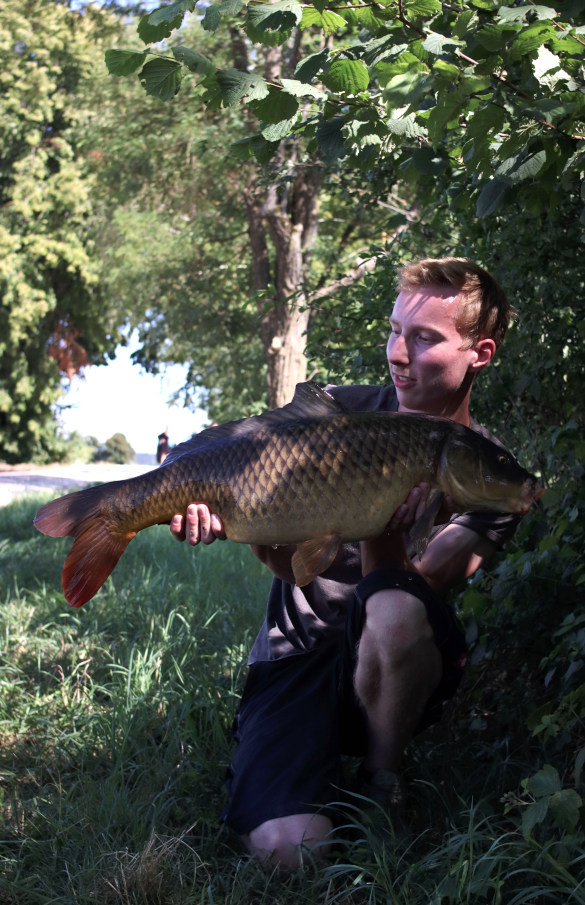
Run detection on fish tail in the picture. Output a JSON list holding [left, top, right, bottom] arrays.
[[34, 486, 135, 608]]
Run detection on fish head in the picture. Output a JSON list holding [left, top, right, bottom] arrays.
[[440, 426, 544, 514]]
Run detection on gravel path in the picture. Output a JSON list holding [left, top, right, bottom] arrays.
[[0, 463, 155, 508]]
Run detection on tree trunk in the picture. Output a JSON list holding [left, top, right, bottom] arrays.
[[238, 37, 381, 409], [232, 33, 325, 409]]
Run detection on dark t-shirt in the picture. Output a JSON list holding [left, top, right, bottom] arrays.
[[248, 384, 520, 663]]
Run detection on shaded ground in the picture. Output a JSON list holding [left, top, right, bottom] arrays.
[[0, 462, 155, 507]]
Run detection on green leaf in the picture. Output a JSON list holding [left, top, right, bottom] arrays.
[[524, 764, 562, 798], [498, 5, 558, 23], [404, 0, 442, 18], [172, 45, 215, 75], [201, 6, 222, 32], [300, 7, 346, 33], [411, 146, 448, 174], [139, 57, 182, 100], [475, 23, 510, 53], [245, 22, 291, 46], [322, 59, 370, 94], [148, 0, 195, 26], [200, 71, 223, 109], [422, 32, 463, 55], [549, 789, 583, 831], [476, 177, 508, 217], [453, 9, 479, 38], [200, 0, 243, 27], [388, 112, 426, 137], [362, 37, 408, 68], [251, 134, 281, 163], [316, 116, 347, 161], [230, 134, 280, 162], [138, 12, 184, 43], [216, 69, 270, 106], [339, 5, 389, 32], [509, 23, 557, 62], [432, 59, 460, 81], [496, 149, 547, 184], [382, 69, 430, 105], [105, 49, 148, 77], [260, 118, 297, 141], [295, 49, 329, 84], [343, 110, 387, 150], [230, 137, 255, 160], [466, 102, 505, 139], [248, 0, 303, 33], [426, 89, 465, 144], [250, 88, 299, 123], [522, 797, 549, 837], [280, 78, 325, 100]]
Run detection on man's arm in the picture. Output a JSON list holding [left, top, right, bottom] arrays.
[[416, 523, 496, 591], [360, 483, 498, 592]]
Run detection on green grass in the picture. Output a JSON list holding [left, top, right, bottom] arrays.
[[1, 495, 584, 904]]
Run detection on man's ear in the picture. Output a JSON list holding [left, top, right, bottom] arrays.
[[471, 338, 496, 371]]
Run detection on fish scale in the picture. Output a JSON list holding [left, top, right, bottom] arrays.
[[33, 381, 541, 607]]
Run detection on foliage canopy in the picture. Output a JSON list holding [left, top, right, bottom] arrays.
[[0, 0, 124, 463], [108, 0, 585, 221]]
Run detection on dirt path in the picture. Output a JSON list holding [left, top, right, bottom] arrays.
[[0, 462, 155, 507]]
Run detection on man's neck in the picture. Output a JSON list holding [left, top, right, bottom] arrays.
[[398, 398, 472, 426]]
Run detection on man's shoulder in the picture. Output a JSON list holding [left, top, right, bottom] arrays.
[[325, 383, 399, 413], [468, 415, 513, 454]]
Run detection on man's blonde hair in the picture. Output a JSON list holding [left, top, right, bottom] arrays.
[[397, 257, 513, 349]]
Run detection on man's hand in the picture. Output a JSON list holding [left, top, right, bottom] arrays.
[[360, 483, 432, 576], [386, 483, 432, 532], [169, 503, 226, 545]]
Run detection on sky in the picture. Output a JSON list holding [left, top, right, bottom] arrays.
[[56, 335, 208, 455]]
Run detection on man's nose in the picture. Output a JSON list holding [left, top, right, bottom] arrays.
[[387, 333, 409, 363]]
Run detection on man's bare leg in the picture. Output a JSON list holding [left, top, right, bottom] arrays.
[[354, 589, 442, 773], [242, 813, 333, 868]]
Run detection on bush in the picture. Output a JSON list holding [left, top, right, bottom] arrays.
[[93, 431, 136, 464]]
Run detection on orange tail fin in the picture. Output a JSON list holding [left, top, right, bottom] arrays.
[[34, 487, 135, 608]]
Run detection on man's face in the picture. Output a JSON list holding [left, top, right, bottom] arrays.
[[387, 286, 481, 418]]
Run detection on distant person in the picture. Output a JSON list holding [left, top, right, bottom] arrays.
[[156, 429, 171, 465]]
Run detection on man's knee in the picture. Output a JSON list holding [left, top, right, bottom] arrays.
[[361, 588, 437, 663], [355, 588, 443, 709], [243, 813, 333, 868]]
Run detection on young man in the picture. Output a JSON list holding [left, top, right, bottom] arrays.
[[170, 257, 520, 867]]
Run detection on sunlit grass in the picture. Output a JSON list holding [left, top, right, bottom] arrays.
[[1, 495, 584, 904]]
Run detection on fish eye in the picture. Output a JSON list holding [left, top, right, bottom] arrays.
[[497, 454, 509, 465]]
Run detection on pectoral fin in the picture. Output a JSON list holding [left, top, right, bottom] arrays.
[[408, 490, 444, 560], [291, 533, 342, 586]]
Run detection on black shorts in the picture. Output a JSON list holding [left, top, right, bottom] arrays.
[[222, 568, 466, 835]]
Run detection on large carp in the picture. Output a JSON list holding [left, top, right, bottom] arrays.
[[34, 382, 541, 608]]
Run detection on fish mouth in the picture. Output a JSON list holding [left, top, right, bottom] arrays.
[[519, 480, 545, 513]]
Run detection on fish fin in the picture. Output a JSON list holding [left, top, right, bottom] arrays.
[[291, 533, 342, 586], [34, 486, 132, 608], [163, 381, 345, 466], [408, 490, 444, 560], [62, 523, 135, 608], [34, 486, 102, 537]]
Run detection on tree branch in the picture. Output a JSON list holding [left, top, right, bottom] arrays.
[[306, 255, 380, 306]]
